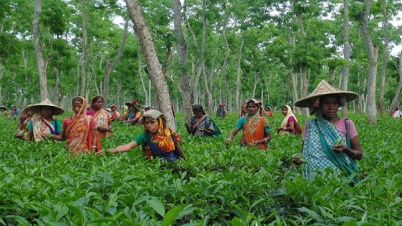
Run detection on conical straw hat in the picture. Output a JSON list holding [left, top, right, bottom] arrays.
[[0, 106, 7, 111], [295, 80, 358, 108], [28, 99, 64, 115]]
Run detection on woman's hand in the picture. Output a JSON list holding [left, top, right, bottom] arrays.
[[97, 126, 109, 132], [332, 144, 347, 153], [52, 135, 62, 140], [292, 156, 303, 165]]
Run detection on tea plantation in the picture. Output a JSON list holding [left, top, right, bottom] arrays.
[[0, 112, 401, 225]]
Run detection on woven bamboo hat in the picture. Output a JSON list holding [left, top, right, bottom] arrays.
[[0, 106, 7, 111], [28, 99, 64, 115], [295, 80, 358, 108]]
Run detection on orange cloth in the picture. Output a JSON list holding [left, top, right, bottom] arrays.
[[64, 97, 102, 154], [241, 114, 268, 150]]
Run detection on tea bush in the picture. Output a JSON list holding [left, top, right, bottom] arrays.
[[0, 112, 401, 225]]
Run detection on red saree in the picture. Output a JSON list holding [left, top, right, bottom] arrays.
[[64, 97, 102, 154]]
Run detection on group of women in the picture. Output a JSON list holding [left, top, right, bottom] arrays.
[[12, 79, 363, 181]]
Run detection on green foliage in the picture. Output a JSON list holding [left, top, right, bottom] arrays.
[[0, 112, 401, 224]]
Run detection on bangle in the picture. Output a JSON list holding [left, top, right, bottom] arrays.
[[92, 146, 97, 148], [226, 138, 232, 141], [264, 138, 268, 143], [114, 147, 119, 153]]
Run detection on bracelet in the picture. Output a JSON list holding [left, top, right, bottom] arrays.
[[92, 146, 97, 148], [114, 147, 119, 153], [264, 138, 268, 143], [226, 138, 232, 141]]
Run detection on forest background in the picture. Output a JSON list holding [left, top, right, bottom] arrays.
[[1, 0, 402, 125]]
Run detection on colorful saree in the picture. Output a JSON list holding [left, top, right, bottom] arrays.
[[93, 109, 112, 139], [142, 117, 184, 161], [31, 116, 59, 142], [279, 105, 302, 135], [64, 97, 102, 153], [302, 109, 359, 180], [241, 113, 269, 150], [15, 115, 35, 140]]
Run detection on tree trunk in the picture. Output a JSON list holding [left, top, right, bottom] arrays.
[[361, 0, 378, 124], [222, 23, 232, 113], [80, 12, 89, 97], [138, 49, 149, 104], [125, 0, 175, 128], [33, 0, 48, 101], [103, 19, 128, 107], [329, 67, 335, 84], [199, 0, 210, 114], [300, 63, 309, 116], [341, 0, 351, 117], [379, 0, 389, 117], [0, 63, 3, 105], [235, 34, 244, 111], [390, 52, 402, 112], [173, 0, 192, 121]]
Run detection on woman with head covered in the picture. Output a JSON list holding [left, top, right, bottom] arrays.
[[293, 80, 362, 180], [102, 110, 185, 161], [225, 99, 271, 150]]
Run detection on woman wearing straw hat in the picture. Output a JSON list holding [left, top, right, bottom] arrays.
[[293, 80, 363, 180], [26, 99, 64, 142], [101, 110, 185, 161]]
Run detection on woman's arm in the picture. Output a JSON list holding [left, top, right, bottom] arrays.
[[91, 129, 98, 152], [252, 130, 272, 146], [27, 130, 33, 141], [225, 128, 240, 144], [184, 122, 193, 134], [108, 141, 138, 154], [333, 136, 362, 160]]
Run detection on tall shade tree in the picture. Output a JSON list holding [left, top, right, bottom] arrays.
[[103, 19, 128, 107], [125, 0, 175, 128], [33, 0, 48, 100], [172, 0, 192, 121], [341, 0, 351, 118], [360, 0, 378, 124]]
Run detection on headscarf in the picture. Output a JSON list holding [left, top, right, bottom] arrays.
[[279, 105, 300, 135], [65, 96, 102, 152], [142, 110, 177, 153]]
